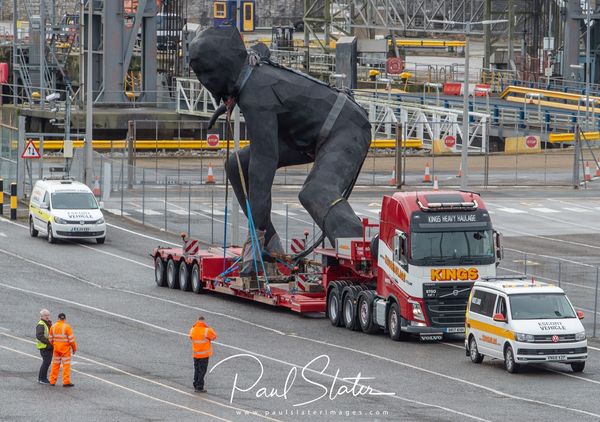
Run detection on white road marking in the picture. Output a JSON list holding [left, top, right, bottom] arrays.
[[271, 210, 296, 216], [0, 345, 237, 422], [198, 208, 225, 216], [0, 283, 488, 422], [104, 209, 131, 216], [141, 209, 163, 216], [495, 207, 527, 214], [105, 223, 179, 246], [530, 207, 559, 213], [0, 248, 102, 288], [2, 333, 280, 422], [0, 232, 6, 237], [366, 209, 381, 214], [561, 207, 592, 213], [169, 209, 193, 216]]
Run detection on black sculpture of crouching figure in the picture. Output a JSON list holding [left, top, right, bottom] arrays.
[[189, 27, 371, 275]]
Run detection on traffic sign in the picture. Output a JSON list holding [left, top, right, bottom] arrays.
[[525, 135, 538, 148], [444, 135, 456, 148], [21, 140, 41, 159], [207, 133, 220, 147]]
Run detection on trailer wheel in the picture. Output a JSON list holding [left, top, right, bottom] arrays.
[[191, 262, 204, 294], [154, 256, 167, 287], [179, 261, 191, 291], [358, 291, 379, 334], [388, 302, 407, 341], [342, 287, 360, 331], [166, 258, 179, 289], [327, 283, 343, 327]]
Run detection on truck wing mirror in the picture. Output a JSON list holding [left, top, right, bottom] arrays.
[[493, 313, 507, 323], [494, 231, 504, 261], [41, 203, 49, 210], [577, 310, 584, 320]]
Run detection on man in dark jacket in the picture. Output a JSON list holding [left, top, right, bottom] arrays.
[[36, 309, 53, 384]]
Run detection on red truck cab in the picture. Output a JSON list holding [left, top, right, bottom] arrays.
[[323, 190, 501, 341]]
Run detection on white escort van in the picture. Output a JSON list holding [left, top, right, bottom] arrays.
[[29, 179, 106, 244], [465, 276, 587, 373]]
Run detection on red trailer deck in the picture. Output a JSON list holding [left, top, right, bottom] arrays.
[[152, 240, 327, 313]]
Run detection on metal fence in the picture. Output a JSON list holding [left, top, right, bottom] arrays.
[[0, 122, 19, 194], [499, 248, 600, 337]]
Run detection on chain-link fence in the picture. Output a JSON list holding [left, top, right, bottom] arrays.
[[499, 248, 600, 337]]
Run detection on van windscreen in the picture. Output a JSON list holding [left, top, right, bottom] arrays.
[[51, 192, 98, 210], [509, 293, 576, 320]]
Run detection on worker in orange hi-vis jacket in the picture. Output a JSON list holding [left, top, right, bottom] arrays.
[[189, 316, 217, 393], [48, 313, 77, 387]]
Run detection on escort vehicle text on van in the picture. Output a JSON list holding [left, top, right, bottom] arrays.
[[29, 179, 106, 244], [465, 277, 587, 373]]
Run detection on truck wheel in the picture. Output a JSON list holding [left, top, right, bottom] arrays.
[[504, 345, 520, 373], [179, 261, 191, 291], [29, 217, 38, 237], [342, 287, 359, 331], [388, 302, 407, 341], [166, 258, 179, 289], [327, 283, 343, 327], [47, 223, 56, 244], [571, 362, 585, 373], [357, 291, 379, 334], [191, 262, 204, 294], [469, 336, 484, 363], [155, 256, 167, 287]]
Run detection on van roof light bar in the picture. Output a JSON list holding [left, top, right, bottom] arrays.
[[481, 275, 528, 282]]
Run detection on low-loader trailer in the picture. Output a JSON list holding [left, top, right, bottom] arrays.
[[152, 190, 502, 340]]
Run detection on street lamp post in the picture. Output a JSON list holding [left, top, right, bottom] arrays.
[[430, 18, 506, 189], [585, 6, 592, 134]]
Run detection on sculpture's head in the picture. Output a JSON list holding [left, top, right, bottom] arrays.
[[189, 26, 247, 103]]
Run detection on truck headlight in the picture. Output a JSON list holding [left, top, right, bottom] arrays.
[[95, 217, 104, 224], [409, 301, 425, 321], [575, 331, 587, 341], [515, 332, 535, 342], [54, 216, 67, 224]]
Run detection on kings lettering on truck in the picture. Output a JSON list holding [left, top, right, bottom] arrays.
[[151, 190, 501, 345]]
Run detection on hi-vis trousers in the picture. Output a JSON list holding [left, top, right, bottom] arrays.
[[49, 350, 71, 385]]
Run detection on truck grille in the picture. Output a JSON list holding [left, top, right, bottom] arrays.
[[423, 283, 472, 327], [533, 334, 577, 343], [517, 347, 587, 356]]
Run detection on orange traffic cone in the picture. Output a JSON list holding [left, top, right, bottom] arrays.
[[457, 162, 462, 178], [433, 176, 439, 191], [92, 176, 101, 197], [584, 162, 592, 182], [206, 165, 215, 184], [423, 162, 431, 183], [595, 162, 600, 177], [389, 170, 396, 186]]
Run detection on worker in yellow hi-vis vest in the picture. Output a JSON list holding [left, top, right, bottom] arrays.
[[189, 316, 217, 393], [35, 309, 53, 384]]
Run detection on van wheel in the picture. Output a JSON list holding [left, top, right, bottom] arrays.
[[327, 282, 343, 327], [469, 336, 484, 363], [154, 256, 167, 287], [388, 302, 407, 341], [179, 261, 191, 291], [29, 217, 38, 237], [96, 237, 105, 244], [571, 362, 585, 373], [47, 224, 56, 244], [504, 345, 520, 373], [191, 263, 204, 294], [166, 259, 179, 289]]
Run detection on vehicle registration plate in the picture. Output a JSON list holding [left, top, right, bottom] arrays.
[[446, 327, 466, 333], [72, 227, 90, 232], [545, 355, 567, 361]]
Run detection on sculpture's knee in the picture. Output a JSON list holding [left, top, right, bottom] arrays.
[[298, 183, 321, 212]]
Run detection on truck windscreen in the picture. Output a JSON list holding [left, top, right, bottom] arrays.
[[410, 230, 494, 264]]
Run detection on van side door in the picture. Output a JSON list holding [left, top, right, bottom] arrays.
[[468, 288, 498, 356]]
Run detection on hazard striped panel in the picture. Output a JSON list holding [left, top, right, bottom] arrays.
[[290, 238, 306, 254], [184, 239, 199, 255]]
